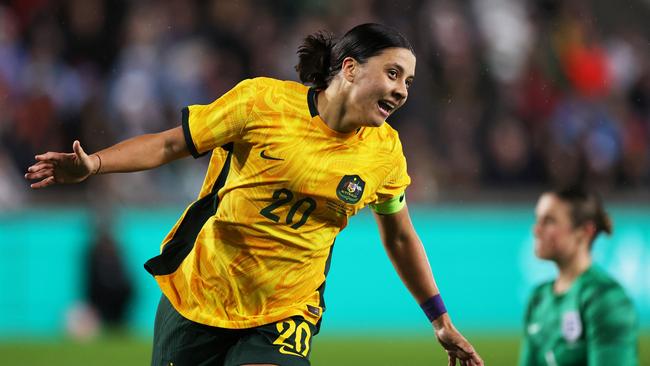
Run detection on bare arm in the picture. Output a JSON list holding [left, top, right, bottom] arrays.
[[89, 126, 189, 173], [25, 126, 190, 188], [374, 206, 483, 366]]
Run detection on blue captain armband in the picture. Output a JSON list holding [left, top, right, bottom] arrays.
[[370, 192, 406, 215]]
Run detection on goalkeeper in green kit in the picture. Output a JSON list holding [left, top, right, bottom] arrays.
[[519, 188, 638, 366]]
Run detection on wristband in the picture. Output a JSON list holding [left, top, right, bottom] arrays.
[[420, 294, 447, 322]]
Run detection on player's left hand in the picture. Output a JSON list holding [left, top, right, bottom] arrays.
[[433, 314, 484, 366], [25, 140, 97, 188]]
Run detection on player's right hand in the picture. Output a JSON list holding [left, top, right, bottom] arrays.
[[25, 140, 98, 189], [433, 314, 484, 366]]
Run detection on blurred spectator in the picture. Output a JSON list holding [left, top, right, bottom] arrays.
[[5, 0, 650, 205], [85, 224, 133, 329], [483, 114, 539, 184], [0, 148, 26, 209]]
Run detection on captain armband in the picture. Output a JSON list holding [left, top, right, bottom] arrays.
[[370, 192, 406, 215]]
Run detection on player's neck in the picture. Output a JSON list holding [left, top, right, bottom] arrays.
[[554, 252, 592, 294], [318, 83, 359, 134]]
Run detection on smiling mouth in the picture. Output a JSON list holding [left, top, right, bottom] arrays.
[[377, 100, 396, 117]]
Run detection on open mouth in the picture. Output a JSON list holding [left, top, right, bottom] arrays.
[[377, 100, 396, 117]]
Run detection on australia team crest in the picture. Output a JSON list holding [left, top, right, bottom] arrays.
[[336, 175, 365, 204]]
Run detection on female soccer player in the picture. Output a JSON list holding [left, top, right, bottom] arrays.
[[520, 188, 638, 365], [26, 23, 483, 366]]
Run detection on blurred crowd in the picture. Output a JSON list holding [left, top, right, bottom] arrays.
[[1, 0, 649, 206]]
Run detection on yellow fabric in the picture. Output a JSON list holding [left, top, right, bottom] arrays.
[[155, 77, 411, 328], [196, 147, 229, 198]]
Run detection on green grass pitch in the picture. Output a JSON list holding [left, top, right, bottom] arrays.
[[1, 333, 648, 365]]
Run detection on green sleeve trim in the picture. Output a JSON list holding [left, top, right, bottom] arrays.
[[370, 192, 406, 215]]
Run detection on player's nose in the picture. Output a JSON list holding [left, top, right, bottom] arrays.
[[392, 82, 408, 103]]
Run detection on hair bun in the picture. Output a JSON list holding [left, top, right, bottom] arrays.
[[295, 31, 335, 89]]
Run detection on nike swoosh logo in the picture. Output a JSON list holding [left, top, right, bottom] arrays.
[[260, 150, 284, 161]]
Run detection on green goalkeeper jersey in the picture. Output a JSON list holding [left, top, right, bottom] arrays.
[[519, 266, 638, 366]]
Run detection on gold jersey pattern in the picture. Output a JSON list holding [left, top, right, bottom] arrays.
[[144, 77, 410, 329]]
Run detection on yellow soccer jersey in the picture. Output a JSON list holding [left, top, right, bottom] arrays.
[[145, 77, 411, 329]]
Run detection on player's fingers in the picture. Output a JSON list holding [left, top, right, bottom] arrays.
[[25, 169, 54, 181], [35, 152, 59, 162], [30, 176, 55, 189], [471, 352, 483, 366], [466, 355, 481, 366], [448, 354, 456, 366], [463, 346, 482, 366], [35, 151, 75, 162], [475, 354, 485, 366], [26, 162, 54, 173]]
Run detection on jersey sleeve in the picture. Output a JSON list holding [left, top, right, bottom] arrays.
[[584, 285, 638, 366], [182, 78, 257, 158], [372, 137, 411, 206]]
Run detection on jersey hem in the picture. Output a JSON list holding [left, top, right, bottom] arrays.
[[160, 289, 321, 329]]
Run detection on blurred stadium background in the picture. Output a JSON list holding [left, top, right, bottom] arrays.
[[0, 0, 648, 365]]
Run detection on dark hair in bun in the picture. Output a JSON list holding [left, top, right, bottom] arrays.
[[295, 23, 414, 89]]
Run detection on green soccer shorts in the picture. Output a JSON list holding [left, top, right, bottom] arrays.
[[151, 295, 317, 366]]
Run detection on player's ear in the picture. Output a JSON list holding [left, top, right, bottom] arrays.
[[579, 221, 597, 244], [341, 57, 358, 82]]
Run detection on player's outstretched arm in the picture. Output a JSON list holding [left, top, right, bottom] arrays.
[[373, 206, 484, 366], [25, 126, 189, 189]]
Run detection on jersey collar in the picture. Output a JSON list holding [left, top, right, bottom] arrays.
[[307, 87, 319, 117]]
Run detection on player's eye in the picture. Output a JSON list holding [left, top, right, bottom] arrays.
[[387, 69, 398, 79], [405, 79, 413, 89]]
